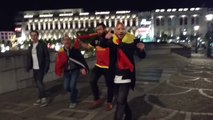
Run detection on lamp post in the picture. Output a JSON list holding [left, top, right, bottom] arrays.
[[194, 25, 200, 53], [205, 14, 213, 57]]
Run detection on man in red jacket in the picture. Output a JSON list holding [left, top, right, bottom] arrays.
[[80, 23, 116, 111], [55, 35, 89, 108]]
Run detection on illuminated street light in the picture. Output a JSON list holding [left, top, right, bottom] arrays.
[[206, 14, 213, 21], [194, 25, 200, 31]]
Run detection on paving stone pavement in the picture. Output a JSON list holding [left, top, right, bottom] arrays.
[[1, 50, 213, 120]]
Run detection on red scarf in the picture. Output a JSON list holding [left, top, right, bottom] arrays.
[[116, 38, 134, 72]]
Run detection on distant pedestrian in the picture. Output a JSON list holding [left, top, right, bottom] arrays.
[[26, 30, 50, 107]]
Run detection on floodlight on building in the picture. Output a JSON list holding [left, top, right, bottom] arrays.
[[29, 20, 33, 23], [155, 9, 160, 12], [160, 9, 165, 12], [169, 15, 175, 18], [190, 8, 195, 11], [193, 14, 198, 17], [39, 14, 53, 18], [194, 25, 200, 31], [116, 11, 131, 14], [178, 8, 183, 11], [59, 13, 73, 17], [111, 16, 115, 19], [181, 15, 186, 17], [24, 15, 33, 18], [205, 14, 213, 21], [80, 12, 89, 16], [95, 11, 110, 15], [183, 8, 188, 11], [172, 9, 177, 12], [195, 8, 201, 11], [132, 15, 136, 18], [96, 16, 100, 20], [167, 9, 172, 12], [157, 16, 163, 19]]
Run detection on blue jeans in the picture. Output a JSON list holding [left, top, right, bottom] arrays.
[[64, 69, 80, 103]]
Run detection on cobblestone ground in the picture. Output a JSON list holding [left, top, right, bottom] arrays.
[[139, 58, 213, 120], [0, 53, 213, 120]]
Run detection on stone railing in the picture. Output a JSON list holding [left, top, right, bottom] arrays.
[[0, 50, 58, 94]]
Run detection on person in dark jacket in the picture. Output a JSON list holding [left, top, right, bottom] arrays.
[[26, 30, 50, 107], [55, 34, 89, 108], [106, 22, 146, 120]]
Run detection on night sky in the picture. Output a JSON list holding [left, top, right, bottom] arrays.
[[0, 0, 212, 31]]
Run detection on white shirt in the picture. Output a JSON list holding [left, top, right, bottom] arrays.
[[114, 75, 131, 84], [32, 42, 39, 70]]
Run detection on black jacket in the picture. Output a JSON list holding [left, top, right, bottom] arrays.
[[26, 40, 50, 73], [112, 33, 146, 90], [64, 47, 89, 72]]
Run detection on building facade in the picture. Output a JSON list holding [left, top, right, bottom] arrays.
[[0, 31, 15, 40], [15, 9, 138, 41], [15, 7, 213, 43]]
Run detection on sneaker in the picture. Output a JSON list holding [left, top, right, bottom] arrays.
[[69, 103, 77, 109], [105, 103, 113, 111], [40, 98, 48, 107], [89, 99, 104, 109], [33, 99, 41, 106]]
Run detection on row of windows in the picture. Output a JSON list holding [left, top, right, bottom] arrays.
[[26, 20, 137, 30], [0, 36, 13, 40], [156, 29, 199, 35], [0, 33, 14, 36], [156, 17, 199, 26]]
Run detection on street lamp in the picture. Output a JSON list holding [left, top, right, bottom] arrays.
[[205, 14, 213, 57], [194, 25, 200, 53]]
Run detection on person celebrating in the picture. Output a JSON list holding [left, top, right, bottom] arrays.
[[55, 34, 89, 108], [80, 23, 116, 111], [106, 22, 146, 120]]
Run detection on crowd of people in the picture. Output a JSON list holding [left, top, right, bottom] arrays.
[[26, 22, 146, 120]]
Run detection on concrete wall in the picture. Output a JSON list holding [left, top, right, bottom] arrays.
[[0, 50, 58, 94]]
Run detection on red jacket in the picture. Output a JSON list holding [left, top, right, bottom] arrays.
[[55, 47, 89, 76], [55, 48, 68, 76]]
